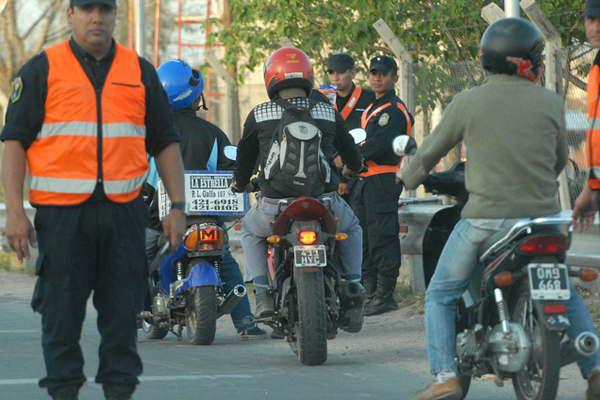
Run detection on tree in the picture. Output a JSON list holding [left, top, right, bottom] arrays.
[[0, 0, 68, 125], [214, 0, 585, 118]]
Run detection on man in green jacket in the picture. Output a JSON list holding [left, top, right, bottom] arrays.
[[401, 18, 600, 400]]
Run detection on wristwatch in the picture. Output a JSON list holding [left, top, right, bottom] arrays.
[[170, 201, 185, 212]]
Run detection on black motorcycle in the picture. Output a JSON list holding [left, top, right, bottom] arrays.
[[256, 194, 364, 366], [393, 137, 600, 400]]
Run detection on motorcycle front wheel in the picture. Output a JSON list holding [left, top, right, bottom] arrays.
[[186, 286, 217, 345], [295, 269, 328, 365], [511, 282, 561, 400]]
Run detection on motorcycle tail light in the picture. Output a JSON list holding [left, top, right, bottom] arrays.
[[493, 271, 513, 287], [544, 304, 566, 314], [518, 235, 567, 256], [299, 230, 317, 245], [183, 225, 225, 251], [580, 268, 599, 282]]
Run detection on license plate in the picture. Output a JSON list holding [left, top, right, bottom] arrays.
[[528, 263, 570, 300], [293, 245, 327, 268]]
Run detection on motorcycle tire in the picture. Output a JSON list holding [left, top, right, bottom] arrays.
[[511, 281, 561, 400], [295, 269, 328, 366], [455, 302, 472, 399], [186, 286, 217, 345]]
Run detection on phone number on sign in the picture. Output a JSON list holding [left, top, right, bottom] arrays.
[[189, 198, 242, 212]]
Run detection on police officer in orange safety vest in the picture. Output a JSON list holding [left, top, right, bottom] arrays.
[[574, 0, 600, 240], [349, 55, 413, 316], [1, 1, 185, 399]]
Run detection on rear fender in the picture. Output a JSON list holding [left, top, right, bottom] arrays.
[[176, 262, 221, 296], [532, 300, 571, 332]]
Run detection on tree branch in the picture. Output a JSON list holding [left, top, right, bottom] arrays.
[[32, 0, 66, 54]]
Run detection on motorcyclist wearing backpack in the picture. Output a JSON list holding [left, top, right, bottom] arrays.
[[350, 55, 414, 316], [231, 47, 365, 331], [398, 19, 600, 400], [144, 59, 265, 338]]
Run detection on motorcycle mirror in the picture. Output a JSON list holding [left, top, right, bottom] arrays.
[[349, 128, 367, 144], [392, 135, 417, 156], [223, 145, 238, 161]]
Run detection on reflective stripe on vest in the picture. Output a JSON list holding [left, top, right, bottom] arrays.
[[588, 64, 600, 189], [27, 41, 148, 205], [39, 122, 146, 139], [360, 100, 413, 177], [335, 86, 363, 121]]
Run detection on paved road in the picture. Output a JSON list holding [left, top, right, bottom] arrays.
[[0, 271, 591, 400]]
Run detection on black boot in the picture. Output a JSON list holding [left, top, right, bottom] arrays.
[[362, 275, 377, 307], [364, 275, 398, 316], [102, 384, 136, 400], [338, 280, 366, 333], [50, 385, 80, 400]]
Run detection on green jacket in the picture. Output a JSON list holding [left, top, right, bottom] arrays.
[[401, 74, 567, 219]]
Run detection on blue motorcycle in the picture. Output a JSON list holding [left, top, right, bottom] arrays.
[[141, 165, 249, 345]]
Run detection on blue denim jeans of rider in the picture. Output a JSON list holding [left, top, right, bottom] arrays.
[[426, 217, 600, 378], [144, 228, 255, 331]]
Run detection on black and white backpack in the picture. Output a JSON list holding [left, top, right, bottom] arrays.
[[263, 99, 331, 197]]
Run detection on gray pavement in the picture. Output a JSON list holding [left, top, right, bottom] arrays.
[[0, 271, 591, 400]]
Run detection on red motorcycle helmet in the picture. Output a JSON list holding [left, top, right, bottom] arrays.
[[264, 47, 314, 99]]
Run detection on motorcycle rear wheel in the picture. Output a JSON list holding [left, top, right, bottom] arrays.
[[186, 286, 217, 345], [511, 282, 561, 400], [295, 269, 328, 366]]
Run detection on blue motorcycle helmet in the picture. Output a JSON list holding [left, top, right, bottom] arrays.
[[157, 59, 204, 111]]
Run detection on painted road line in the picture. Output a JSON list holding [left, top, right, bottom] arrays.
[[0, 374, 253, 386]]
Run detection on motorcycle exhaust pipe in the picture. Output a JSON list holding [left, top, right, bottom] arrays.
[[575, 332, 600, 357], [561, 332, 600, 367], [217, 284, 247, 317]]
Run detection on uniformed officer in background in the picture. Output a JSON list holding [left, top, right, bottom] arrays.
[[324, 53, 375, 197], [350, 55, 413, 316]]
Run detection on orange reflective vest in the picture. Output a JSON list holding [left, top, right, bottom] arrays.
[[27, 41, 148, 205], [360, 101, 412, 177], [587, 63, 600, 189]]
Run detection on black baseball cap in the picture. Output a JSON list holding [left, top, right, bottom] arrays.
[[583, 0, 600, 18], [70, 0, 116, 7], [369, 55, 398, 75], [327, 53, 355, 73]]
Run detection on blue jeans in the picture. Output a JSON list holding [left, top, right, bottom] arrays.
[[145, 228, 255, 331], [426, 218, 600, 378]]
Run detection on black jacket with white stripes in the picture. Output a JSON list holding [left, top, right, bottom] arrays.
[[234, 95, 362, 199]]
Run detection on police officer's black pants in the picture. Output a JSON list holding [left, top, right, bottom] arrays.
[[31, 198, 148, 393], [350, 174, 402, 288]]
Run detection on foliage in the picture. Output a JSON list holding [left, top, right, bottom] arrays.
[[214, 0, 586, 114]]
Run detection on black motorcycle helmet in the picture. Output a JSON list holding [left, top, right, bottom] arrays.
[[480, 18, 544, 81]]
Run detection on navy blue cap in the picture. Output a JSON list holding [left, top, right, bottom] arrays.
[[327, 53, 355, 73], [369, 55, 398, 75], [583, 0, 600, 18], [70, 0, 116, 7]]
